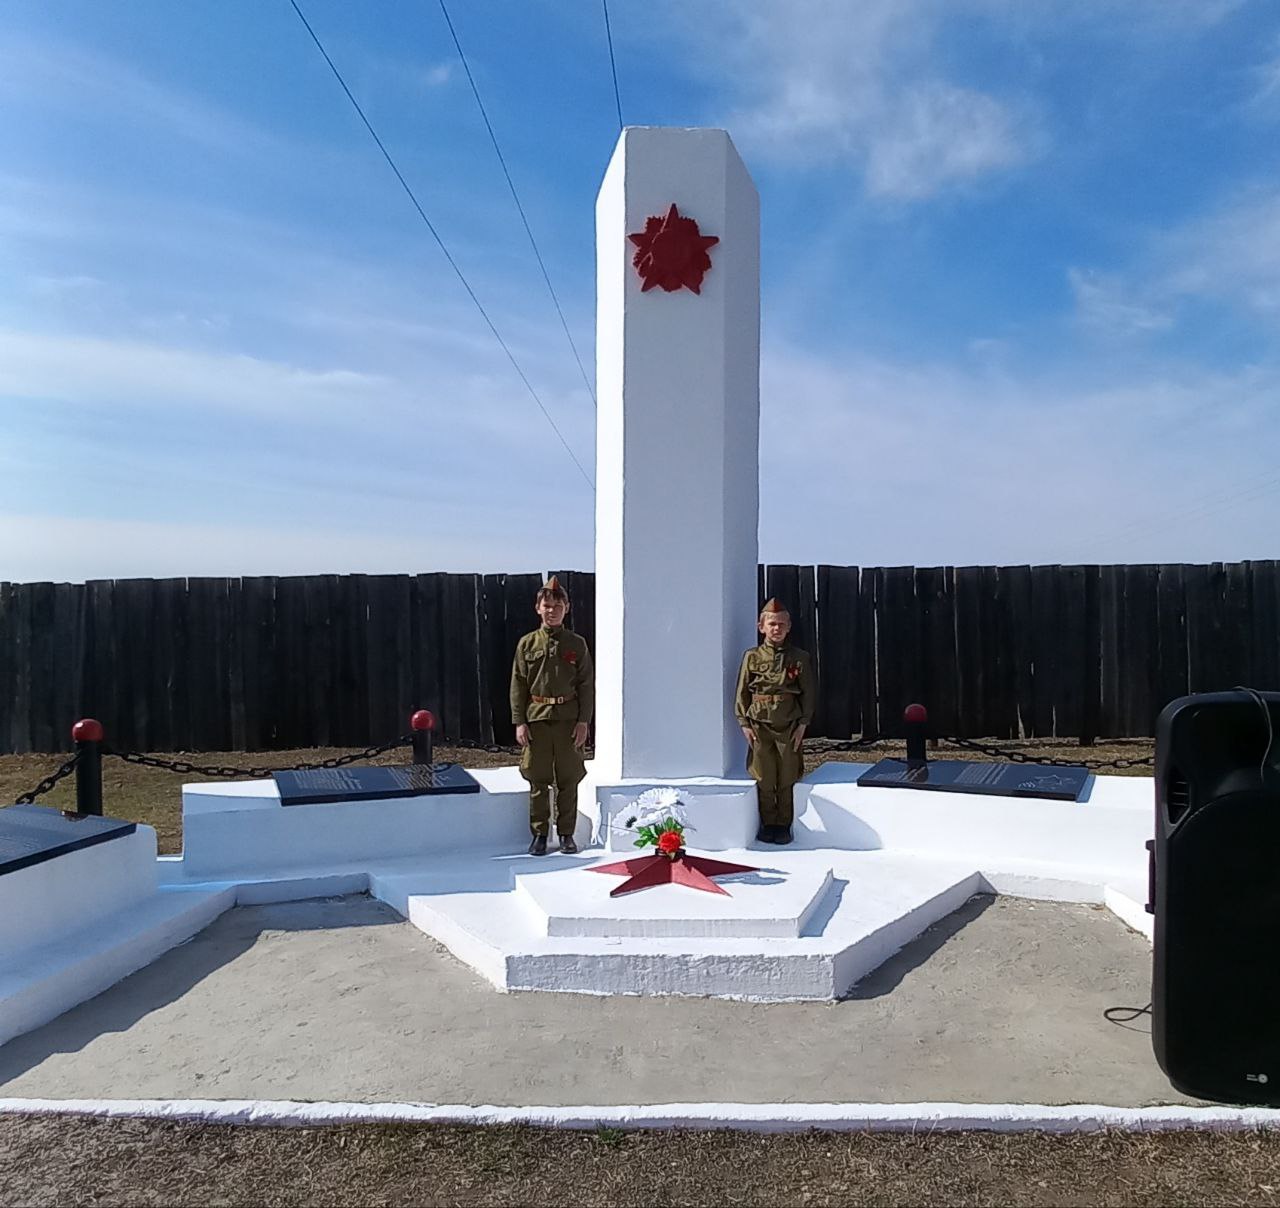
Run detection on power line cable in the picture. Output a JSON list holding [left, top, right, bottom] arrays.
[[286, 0, 593, 489], [1066, 467, 1280, 559], [602, 0, 624, 132], [437, 0, 597, 409]]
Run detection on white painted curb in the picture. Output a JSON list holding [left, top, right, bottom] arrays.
[[2, 1100, 1279, 1132]]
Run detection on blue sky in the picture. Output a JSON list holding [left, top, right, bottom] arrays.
[[3, 0, 1279, 581]]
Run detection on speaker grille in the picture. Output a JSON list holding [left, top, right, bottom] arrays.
[[1165, 769, 1191, 824]]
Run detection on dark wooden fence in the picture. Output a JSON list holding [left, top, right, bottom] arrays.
[[1, 562, 1277, 754]]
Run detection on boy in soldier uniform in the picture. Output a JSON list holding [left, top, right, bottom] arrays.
[[735, 598, 816, 845], [510, 576, 594, 855]]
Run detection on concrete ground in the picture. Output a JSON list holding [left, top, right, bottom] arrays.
[[0, 893, 1188, 1107]]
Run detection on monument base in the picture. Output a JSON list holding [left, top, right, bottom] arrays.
[[587, 778, 760, 852]]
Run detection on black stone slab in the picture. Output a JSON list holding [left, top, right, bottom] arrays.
[[0, 805, 138, 877], [856, 758, 1091, 802], [273, 763, 481, 806]]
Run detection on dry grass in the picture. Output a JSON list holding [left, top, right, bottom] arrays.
[[1, 1116, 1278, 1207], [0, 738, 1154, 856]]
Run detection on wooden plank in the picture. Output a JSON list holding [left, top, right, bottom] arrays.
[[25, 581, 56, 753], [852, 567, 875, 736], [226, 578, 247, 752], [876, 566, 916, 734], [953, 567, 983, 739], [302, 575, 333, 749], [112, 579, 148, 752], [1224, 561, 1253, 691], [1003, 565, 1033, 739], [438, 574, 467, 742], [1055, 565, 1087, 739], [1183, 563, 1213, 697], [49, 582, 83, 752], [212, 578, 235, 752], [245, 576, 274, 751], [182, 578, 211, 750], [86, 580, 118, 751], [914, 566, 955, 737], [1029, 566, 1060, 739], [795, 565, 818, 669], [815, 565, 858, 739], [1097, 564, 1123, 738], [460, 574, 484, 743], [1154, 564, 1188, 722], [391, 573, 414, 743], [1122, 564, 1158, 737], [410, 573, 444, 741], [364, 575, 400, 746], [0, 584, 14, 752], [146, 580, 179, 753], [272, 575, 308, 750], [1250, 561, 1280, 692], [7, 584, 34, 753], [479, 574, 508, 745], [984, 565, 1014, 739], [1080, 565, 1101, 745], [335, 574, 367, 748]]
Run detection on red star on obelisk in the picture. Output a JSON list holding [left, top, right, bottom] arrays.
[[628, 203, 719, 294], [588, 851, 758, 897]]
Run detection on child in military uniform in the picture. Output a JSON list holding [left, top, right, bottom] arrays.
[[735, 598, 816, 845], [510, 576, 595, 855]]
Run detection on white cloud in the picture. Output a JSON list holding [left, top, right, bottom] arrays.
[[0, 511, 579, 582], [661, 0, 1034, 200], [757, 342, 1280, 567], [1067, 268, 1173, 336], [0, 37, 274, 156], [1070, 186, 1280, 334]]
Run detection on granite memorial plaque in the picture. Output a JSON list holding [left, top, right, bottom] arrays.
[[0, 805, 137, 877], [272, 763, 480, 806], [856, 758, 1090, 802]]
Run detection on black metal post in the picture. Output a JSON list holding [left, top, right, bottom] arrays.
[[904, 703, 928, 765], [410, 709, 436, 765], [71, 718, 104, 816]]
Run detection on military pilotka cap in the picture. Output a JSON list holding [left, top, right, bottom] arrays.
[[761, 597, 789, 614], [540, 575, 568, 598]]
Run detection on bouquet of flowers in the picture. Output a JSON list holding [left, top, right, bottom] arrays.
[[613, 786, 690, 859]]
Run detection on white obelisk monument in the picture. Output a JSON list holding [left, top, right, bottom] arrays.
[[594, 128, 760, 781]]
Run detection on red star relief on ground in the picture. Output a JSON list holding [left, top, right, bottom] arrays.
[[628, 203, 719, 294], [588, 851, 759, 897]]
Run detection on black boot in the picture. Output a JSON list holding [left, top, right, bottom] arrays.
[[528, 834, 548, 856], [773, 826, 793, 845], [559, 834, 578, 854], [755, 825, 771, 844]]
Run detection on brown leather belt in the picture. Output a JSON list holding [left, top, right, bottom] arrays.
[[530, 693, 576, 705], [753, 694, 787, 703]]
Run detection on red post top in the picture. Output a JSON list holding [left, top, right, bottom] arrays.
[[72, 718, 104, 743], [903, 703, 928, 724], [410, 709, 436, 732]]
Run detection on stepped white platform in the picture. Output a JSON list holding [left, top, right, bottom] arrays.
[[0, 762, 1157, 1050], [162, 761, 1153, 1002], [0, 812, 233, 1047]]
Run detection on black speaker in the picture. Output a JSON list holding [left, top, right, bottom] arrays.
[[1151, 689, 1280, 1104]]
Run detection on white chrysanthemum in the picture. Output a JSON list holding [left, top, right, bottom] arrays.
[[609, 785, 691, 832]]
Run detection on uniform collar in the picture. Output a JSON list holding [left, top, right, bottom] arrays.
[[761, 638, 789, 653]]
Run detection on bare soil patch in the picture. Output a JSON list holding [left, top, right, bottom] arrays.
[[2, 1115, 1278, 1207]]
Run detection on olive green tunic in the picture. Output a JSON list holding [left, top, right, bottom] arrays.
[[734, 640, 817, 827], [510, 625, 595, 837]]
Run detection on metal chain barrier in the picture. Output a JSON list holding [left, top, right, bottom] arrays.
[[941, 734, 1153, 770], [13, 751, 83, 804], [104, 733, 413, 780], [449, 737, 524, 757], [803, 735, 884, 753]]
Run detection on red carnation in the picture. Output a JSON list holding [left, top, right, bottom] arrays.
[[657, 830, 682, 856], [563, 650, 578, 663]]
